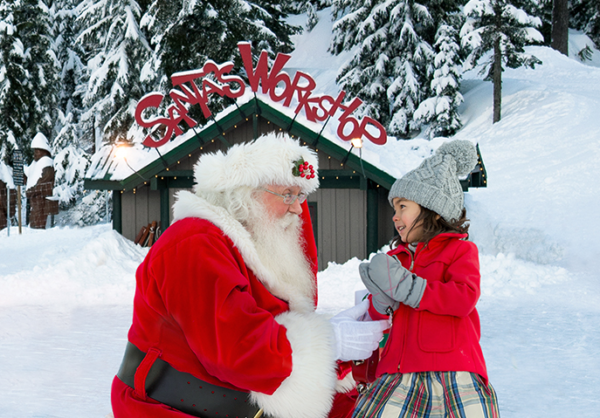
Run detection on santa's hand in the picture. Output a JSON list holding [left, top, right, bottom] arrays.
[[329, 300, 389, 362]]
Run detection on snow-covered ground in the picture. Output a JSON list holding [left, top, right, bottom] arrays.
[[2, 12, 600, 418]]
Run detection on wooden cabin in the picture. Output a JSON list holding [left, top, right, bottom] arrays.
[[84, 96, 486, 269]]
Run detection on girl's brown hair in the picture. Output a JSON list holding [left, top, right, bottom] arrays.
[[391, 206, 470, 248]]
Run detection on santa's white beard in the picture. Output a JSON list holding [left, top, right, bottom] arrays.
[[246, 202, 316, 304]]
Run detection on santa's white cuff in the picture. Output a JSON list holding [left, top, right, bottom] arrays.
[[250, 311, 337, 418]]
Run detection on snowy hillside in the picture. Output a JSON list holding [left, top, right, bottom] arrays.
[[1, 11, 600, 418], [460, 44, 600, 275]]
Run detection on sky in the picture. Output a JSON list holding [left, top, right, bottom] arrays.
[[1, 8, 600, 418]]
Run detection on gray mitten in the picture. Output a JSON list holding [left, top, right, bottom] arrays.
[[360, 253, 427, 310], [359, 261, 399, 314]]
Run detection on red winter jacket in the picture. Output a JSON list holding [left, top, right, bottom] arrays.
[[111, 194, 354, 418], [369, 233, 489, 383]]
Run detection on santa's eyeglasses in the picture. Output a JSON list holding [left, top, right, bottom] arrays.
[[261, 188, 307, 205]]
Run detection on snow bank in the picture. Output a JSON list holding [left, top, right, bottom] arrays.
[[0, 224, 147, 307]]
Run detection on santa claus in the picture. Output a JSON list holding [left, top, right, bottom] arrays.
[[111, 132, 388, 418]]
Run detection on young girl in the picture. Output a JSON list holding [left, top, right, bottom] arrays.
[[355, 140, 500, 418]]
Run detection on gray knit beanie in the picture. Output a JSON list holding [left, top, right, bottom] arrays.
[[388, 140, 478, 222]]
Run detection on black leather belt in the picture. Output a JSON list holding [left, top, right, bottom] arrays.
[[117, 341, 263, 418]]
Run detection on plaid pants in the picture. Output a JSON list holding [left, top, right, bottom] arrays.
[[352, 372, 500, 418]]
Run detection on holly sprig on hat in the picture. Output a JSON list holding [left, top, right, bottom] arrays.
[[292, 158, 315, 179]]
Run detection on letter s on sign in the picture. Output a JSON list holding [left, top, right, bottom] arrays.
[[136, 93, 173, 147]]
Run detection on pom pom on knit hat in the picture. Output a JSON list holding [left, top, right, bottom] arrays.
[[436, 140, 478, 177], [388, 140, 478, 222]]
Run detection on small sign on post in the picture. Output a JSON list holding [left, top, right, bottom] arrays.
[[13, 150, 24, 234], [13, 150, 24, 186]]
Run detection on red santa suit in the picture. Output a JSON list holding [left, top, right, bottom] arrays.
[[111, 133, 355, 418]]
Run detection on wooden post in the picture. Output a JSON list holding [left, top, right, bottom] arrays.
[[367, 183, 379, 256], [112, 190, 122, 233], [160, 187, 170, 232], [253, 112, 259, 139], [17, 185, 22, 234]]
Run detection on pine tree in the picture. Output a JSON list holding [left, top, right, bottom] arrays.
[[52, 0, 86, 131], [461, 0, 544, 123], [0, 3, 27, 163], [76, 0, 151, 146], [286, 0, 329, 31], [0, 0, 57, 163], [421, 0, 467, 42], [330, 0, 435, 138], [15, 0, 59, 146], [288, 0, 332, 14], [414, 24, 463, 138], [530, 0, 552, 45], [140, 0, 300, 128], [571, 0, 600, 49], [306, 3, 319, 31], [39, 0, 102, 222]]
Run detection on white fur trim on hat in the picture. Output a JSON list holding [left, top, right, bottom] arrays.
[[31, 132, 51, 153], [193, 132, 319, 195]]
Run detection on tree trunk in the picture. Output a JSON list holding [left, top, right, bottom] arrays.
[[551, 0, 569, 55], [493, 37, 502, 123]]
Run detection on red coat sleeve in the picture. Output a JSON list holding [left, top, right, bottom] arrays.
[[416, 241, 481, 318], [144, 228, 293, 394]]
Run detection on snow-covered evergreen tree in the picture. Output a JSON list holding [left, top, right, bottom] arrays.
[[140, 0, 300, 126], [306, 3, 319, 31], [288, 0, 332, 13], [56, 187, 110, 226], [422, 0, 466, 40], [286, 0, 329, 31], [76, 0, 151, 146], [52, 0, 86, 133], [16, 0, 59, 147], [414, 24, 463, 138], [528, 0, 552, 45], [52, 109, 105, 227], [0, 4, 27, 163], [461, 0, 544, 123], [330, 0, 435, 138], [50, 0, 92, 212], [571, 0, 600, 49], [51, 106, 93, 214], [0, 0, 57, 162]]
